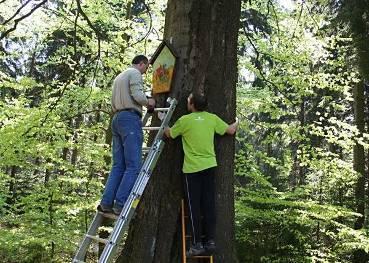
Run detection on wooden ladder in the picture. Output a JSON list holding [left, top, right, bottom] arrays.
[[181, 199, 214, 263]]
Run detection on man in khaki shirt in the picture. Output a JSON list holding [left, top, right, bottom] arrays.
[[99, 55, 155, 215]]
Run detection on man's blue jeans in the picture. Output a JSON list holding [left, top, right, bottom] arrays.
[[101, 111, 143, 208]]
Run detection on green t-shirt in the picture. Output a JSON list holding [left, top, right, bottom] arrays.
[[170, 111, 228, 173]]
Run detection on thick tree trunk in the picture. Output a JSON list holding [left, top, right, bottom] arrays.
[[117, 1, 241, 262]]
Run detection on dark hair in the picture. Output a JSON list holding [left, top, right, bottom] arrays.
[[190, 92, 207, 111], [132, 55, 148, 65]]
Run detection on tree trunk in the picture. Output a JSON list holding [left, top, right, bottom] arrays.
[[117, 0, 241, 262], [341, 1, 369, 261], [342, 0, 369, 231], [353, 81, 365, 230]]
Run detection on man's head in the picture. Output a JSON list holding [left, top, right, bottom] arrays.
[[132, 55, 149, 74], [187, 92, 207, 112]]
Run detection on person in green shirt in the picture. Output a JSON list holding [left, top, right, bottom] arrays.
[[165, 92, 238, 257]]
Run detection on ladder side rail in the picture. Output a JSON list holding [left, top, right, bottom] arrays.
[[129, 139, 161, 195], [151, 99, 177, 142], [105, 139, 159, 230], [130, 142, 164, 199], [99, 141, 165, 263], [73, 141, 159, 263], [107, 140, 164, 242], [73, 213, 104, 262], [133, 98, 176, 196], [113, 141, 158, 226]]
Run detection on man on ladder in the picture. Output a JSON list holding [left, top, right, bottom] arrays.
[[98, 55, 156, 215], [73, 55, 178, 263]]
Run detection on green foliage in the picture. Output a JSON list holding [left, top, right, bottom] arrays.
[[1, 0, 369, 262], [235, 154, 369, 262], [235, 0, 369, 262], [0, 0, 166, 261]]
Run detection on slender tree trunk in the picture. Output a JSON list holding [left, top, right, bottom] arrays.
[[353, 81, 367, 262], [353, 81, 365, 229], [298, 97, 306, 185], [340, 8, 369, 263], [342, 0, 369, 231], [117, 1, 241, 262], [5, 165, 17, 208], [366, 83, 369, 227]]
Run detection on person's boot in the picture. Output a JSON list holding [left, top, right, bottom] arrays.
[[113, 204, 123, 215], [97, 204, 113, 214], [204, 239, 216, 253], [186, 242, 205, 257]]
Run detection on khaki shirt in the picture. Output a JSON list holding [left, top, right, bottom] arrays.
[[111, 67, 148, 114]]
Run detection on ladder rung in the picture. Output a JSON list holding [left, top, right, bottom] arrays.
[[185, 235, 206, 238], [192, 256, 213, 259], [86, 234, 109, 244], [142, 127, 161, 131], [142, 147, 150, 153], [153, 107, 169, 111], [98, 211, 118, 220]]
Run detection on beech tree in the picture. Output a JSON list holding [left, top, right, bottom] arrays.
[[117, 0, 241, 262]]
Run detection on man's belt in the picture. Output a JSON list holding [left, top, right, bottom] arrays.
[[115, 108, 142, 118]]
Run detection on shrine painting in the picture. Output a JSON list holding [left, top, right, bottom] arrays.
[[150, 41, 177, 94]]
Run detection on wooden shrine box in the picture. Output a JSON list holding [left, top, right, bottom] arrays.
[[150, 40, 178, 94]]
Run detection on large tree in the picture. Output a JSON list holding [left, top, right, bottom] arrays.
[[117, 0, 241, 262], [338, 0, 369, 261]]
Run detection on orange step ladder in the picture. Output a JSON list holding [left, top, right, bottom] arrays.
[[181, 199, 214, 263]]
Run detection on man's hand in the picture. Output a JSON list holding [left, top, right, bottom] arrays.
[[226, 117, 239, 135], [147, 98, 156, 113]]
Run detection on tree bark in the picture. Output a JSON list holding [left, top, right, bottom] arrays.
[[117, 0, 241, 262]]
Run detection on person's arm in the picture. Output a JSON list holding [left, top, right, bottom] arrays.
[[129, 70, 149, 106], [225, 118, 239, 135], [215, 115, 238, 136], [165, 117, 183, 139], [164, 127, 172, 138]]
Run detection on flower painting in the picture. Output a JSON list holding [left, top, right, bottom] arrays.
[[151, 42, 177, 94]]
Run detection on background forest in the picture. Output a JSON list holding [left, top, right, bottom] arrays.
[[1, 0, 369, 262]]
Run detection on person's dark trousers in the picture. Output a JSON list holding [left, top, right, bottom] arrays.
[[184, 167, 216, 244]]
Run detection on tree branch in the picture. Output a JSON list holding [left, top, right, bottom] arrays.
[[268, 0, 280, 37], [2, 0, 33, 26], [0, 0, 47, 41], [73, 8, 79, 60], [243, 29, 292, 103], [129, 0, 153, 47], [44, 7, 89, 34], [75, 0, 101, 58], [63, 109, 110, 122], [292, 1, 304, 39]]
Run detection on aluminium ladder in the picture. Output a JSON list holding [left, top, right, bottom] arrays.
[[73, 97, 177, 263]]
